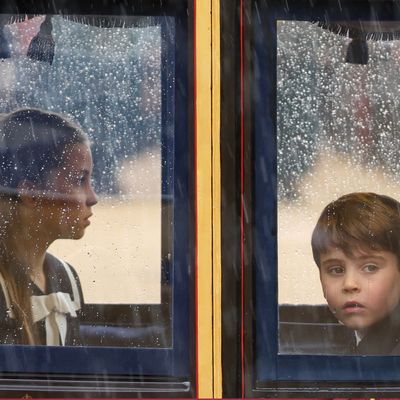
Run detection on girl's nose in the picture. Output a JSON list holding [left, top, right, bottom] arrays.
[[86, 185, 98, 207], [342, 272, 360, 293]]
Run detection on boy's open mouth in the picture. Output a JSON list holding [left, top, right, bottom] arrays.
[[343, 301, 365, 309]]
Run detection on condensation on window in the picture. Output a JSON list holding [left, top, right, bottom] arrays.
[[277, 20, 400, 354], [278, 20, 400, 305], [0, 15, 173, 305]]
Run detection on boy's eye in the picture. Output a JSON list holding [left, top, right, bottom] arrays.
[[328, 266, 344, 275], [362, 264, 378, 273]]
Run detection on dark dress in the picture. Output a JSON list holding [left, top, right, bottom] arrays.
[[348, 304, 400, 355], [0, 252, 84, 346]]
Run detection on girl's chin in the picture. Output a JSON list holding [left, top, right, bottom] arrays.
[[71, 231, 85, 240], [55, 227, 86, 240], [70, 227, 86, 239]]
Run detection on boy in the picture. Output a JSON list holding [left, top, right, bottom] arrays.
[[311, 192, 400, 355]]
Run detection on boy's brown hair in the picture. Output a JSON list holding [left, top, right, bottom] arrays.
[[311, 192, 400, 267]]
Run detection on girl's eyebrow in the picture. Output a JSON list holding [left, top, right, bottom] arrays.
[[75, 169, 90, 176]]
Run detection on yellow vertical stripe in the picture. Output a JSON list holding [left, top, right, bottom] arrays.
[[196, 0, 214, 397], [211, 0, 222, 398], [196, 0, 221, 397]]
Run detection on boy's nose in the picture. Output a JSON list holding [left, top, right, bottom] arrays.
[[342, 272, 360, 293]]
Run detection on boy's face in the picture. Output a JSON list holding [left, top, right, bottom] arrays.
[[319, 247, 400, 333]]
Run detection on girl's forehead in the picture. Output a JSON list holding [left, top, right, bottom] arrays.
[[60, 142, 92, 164], [46, 142, 93, 183]]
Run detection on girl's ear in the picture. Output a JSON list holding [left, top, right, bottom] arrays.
[[17, 179, 38, 207]]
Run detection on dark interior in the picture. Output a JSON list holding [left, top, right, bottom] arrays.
[[279, 304, 354, 354]]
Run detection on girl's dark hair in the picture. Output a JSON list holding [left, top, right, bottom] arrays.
[[0, 108, 89, 344], [311, 192, 400, 268], [0, 108, 88, 190]]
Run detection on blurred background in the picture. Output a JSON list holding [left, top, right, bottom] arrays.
[[278, 20, 400, 305], [0, 15, 172, 304]]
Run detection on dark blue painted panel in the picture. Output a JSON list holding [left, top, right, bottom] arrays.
[[0, 8, 191, 380], [253, 0, 400, 384]]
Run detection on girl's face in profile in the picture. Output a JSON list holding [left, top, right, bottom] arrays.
[[36, 142, 98, 240]]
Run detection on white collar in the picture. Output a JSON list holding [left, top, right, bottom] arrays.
[[355, 330, 365, 346], [31, 292, 80, 346]]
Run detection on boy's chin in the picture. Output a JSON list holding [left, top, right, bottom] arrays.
[[337, 316, 370, 331], [342, 321, 368, 331]]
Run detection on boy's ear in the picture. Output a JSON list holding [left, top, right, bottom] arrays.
[[17, 179, 38, 207]]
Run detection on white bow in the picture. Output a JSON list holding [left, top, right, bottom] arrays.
[[31, 292, 79, 346]]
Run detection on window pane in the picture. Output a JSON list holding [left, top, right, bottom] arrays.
[[249, 1, 400, 395], [278, 20, 400, 355], [0, 14, 174, 347]]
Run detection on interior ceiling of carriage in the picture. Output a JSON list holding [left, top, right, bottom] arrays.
[[316, 20, 400, 64], [318, 20, 400, 40], [0, 14, 158, 64]]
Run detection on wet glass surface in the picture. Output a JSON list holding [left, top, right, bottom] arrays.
[[0, 14, 174, 347], [277, 20, 400, 354]]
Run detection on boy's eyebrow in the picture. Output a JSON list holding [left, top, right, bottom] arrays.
[[321, 254, 386, 265], [320, 258, 343, 266], [356, 254, 386, 261]]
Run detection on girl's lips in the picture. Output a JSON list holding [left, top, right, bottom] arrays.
[[83, 214, 92, 226]]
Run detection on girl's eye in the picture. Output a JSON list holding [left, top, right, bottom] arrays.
[[75, 175, 87, 186], [363, 264, 378, 273], [328, 266, 344, 275]]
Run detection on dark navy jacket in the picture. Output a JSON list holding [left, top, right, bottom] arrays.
[[0, 252, 84, 346], [348, 304, 400, 355]]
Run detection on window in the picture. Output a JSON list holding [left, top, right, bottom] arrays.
[[0, 1, 194, 396], [243, 0, 400, 396]]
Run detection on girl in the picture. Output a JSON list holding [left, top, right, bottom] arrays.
[[0, 108, 98, 346]]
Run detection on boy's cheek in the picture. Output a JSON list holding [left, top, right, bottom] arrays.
[[319, 275, 330, 300], [320, 283, 339, 309]]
